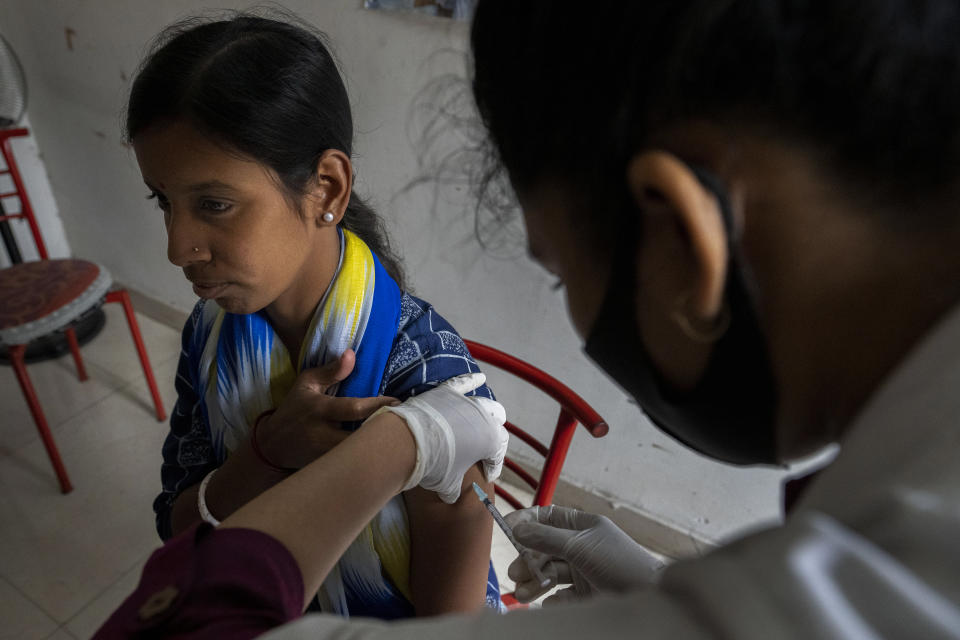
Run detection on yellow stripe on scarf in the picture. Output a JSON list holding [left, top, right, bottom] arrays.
[[330, 230, 370, 341], [302, 230, 374, 372]]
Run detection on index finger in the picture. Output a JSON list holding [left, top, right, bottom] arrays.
[[504, 506, 540, 529], [535, 504, 602, 531], [437, 372, 486, 395]]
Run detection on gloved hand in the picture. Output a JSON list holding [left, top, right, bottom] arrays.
[[377, 373, 508, 504], [505, 505, 665, 603]]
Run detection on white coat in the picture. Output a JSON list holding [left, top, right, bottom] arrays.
[[264, 306, 960, 639]]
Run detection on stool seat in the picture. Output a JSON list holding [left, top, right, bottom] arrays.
[[0, 259, 113, 344], [1, 127, 165, 494]]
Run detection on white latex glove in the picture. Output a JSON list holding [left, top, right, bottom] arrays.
[[505, 505, 665, 604], [378, 373, 508, 504]]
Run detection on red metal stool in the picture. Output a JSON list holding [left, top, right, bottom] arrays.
[[0, 127, 166, 494], [464, 340, 608, 607]]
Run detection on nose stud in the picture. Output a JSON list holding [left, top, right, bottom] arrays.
[[192, 247, 199, 253]]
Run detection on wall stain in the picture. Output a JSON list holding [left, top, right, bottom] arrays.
[[93, 131, 106, 140], [65, 27, 76, 51]]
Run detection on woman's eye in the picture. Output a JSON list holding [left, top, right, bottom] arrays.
[[199, 199, 232, 213], [146, 192, 170, 211]]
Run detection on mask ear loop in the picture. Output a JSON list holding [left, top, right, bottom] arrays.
[[690, 163, 770, 316], [688, 166, 739, 241]]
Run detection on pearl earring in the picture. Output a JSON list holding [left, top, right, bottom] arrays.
[[192, 247, 199, 253], [322, 212, 335, 223]]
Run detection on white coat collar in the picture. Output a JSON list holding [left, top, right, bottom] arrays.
[[797, 302, 960, 523]]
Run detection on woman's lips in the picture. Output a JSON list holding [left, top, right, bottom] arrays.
[[191, 282, 229, 299]]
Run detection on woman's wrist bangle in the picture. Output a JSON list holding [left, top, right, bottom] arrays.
[[197, 468, 221, 526], [251, 409, 297, 473]]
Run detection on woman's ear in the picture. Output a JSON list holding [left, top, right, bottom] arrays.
[[626, 150, 728, 321], [309, 149, 353, 226]]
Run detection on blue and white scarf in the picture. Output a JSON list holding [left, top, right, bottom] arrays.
[[191, 228, 415, 618]]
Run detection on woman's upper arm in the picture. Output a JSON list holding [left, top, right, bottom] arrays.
[[382, 296, 494, 401], [154, 307, 217, 540], [385, 296, 499, 613], [403, 464, 495, 615]]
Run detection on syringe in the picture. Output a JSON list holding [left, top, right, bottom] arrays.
[[472, 482, 551, 589]]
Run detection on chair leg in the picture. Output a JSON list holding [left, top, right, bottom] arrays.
[[9, 345, 73, 494], [105, 289, 167, 422], [534, 408, 578, 507], [64, 327, 89, 381], [500, 592, 528, 610]]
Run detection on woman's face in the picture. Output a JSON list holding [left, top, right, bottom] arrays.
[[133, 121, 319, 315]]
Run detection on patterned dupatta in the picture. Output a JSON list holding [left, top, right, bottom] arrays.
[[191, 229, 415, 618]]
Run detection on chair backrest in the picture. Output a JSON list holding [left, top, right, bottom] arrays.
[[464, 340, 608, 509], [0, 127, 47, 259]]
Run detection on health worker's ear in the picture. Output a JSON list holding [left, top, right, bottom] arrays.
[[626, 150, 728, 323], [308, 149, 353, 226]]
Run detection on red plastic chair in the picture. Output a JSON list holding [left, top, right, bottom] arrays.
[[464, 340, 608, 607], [0, 127, 166, 494]]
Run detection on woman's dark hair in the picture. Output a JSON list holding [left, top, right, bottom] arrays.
[[126, 11, 405, 288], [471, 1, 960, 226]]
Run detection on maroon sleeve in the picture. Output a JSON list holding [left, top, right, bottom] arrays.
[[93, 523, 304, 639]]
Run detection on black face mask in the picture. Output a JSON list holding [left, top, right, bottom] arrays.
[[583, 167, 779, 465]]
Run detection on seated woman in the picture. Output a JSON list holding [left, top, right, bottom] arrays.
[[126, 12, 500, 618]]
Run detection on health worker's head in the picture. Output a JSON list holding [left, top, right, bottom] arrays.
[[470, 0, 960, 464]]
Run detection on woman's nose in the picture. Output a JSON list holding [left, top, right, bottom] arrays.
[[166, 211, 207, 268]]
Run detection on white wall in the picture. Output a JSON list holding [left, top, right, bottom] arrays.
[[1, 0, 787, 548]]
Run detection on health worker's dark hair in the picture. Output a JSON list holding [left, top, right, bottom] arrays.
[[126, 11, 405, 288], [471, 1, 960, 226]]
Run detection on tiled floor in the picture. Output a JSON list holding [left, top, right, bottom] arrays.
[[0, 304, 180, 640], [0, 303, 531, 639]]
